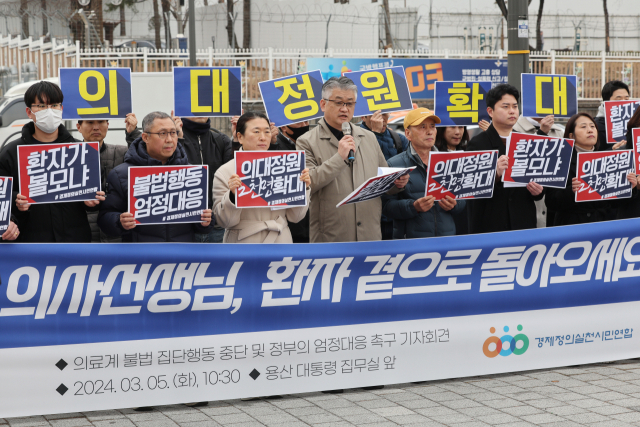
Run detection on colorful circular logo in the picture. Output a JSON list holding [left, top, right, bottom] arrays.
[[483, 325, 529, 358]]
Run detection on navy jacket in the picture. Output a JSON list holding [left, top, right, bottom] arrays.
[[98, 137, 211, 242], [382, 148, 465, 239], [360, 122, 409, 160]]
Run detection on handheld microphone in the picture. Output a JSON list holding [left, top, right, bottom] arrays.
[[342, 122, 355, 165]]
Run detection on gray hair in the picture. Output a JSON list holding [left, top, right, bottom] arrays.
[[142, 111, 172, 132], [321, 76, 358, 101]]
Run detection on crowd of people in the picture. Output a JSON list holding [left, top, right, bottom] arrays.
[[1, 77, 638, 244]]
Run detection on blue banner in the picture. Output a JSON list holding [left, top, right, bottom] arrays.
[[343, 66, 413, 117], [521, 73, 578, 119], [60, 68, 132, 119], [434, 81, 491, 126], [259, 71, 324, 127], [2, 219, 640, 349], [306, 58, 508, 99], [173, 67, 242, 117]]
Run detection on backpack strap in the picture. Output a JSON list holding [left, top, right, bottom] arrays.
[[389, 130, 403, 154]]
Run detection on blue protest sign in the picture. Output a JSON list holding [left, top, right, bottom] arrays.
[[503, 133, 574, 189], [521, 73, 578, 118], [173, 67, 242, 117], [59, 68, 132, 119], [0, 177, 12, 233], [259, 71, 324, 127], [128, 165, 208, 225], [17, 142, 101, 204], [343, 66, 413, 117], [434, 81, 491, 126]]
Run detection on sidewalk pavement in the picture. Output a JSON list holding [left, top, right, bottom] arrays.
[[5, 359, 640, 427]]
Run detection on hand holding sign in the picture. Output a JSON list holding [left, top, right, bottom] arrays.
[[84, 190, 106, 208], [414, 195, 435, 212], [200, 209, 212, 227], [125, 113, 138, 133], [526, 182, 543, 196], [438, 195, 457, 211], [229, 173, 242, 195], [15, 194, 30, 211], [171, 110, 184, 138], [120, 212, 136, 230], [496, 155, 509, 178], [1, 220, 19, 241], [394, 173, 409, 189]]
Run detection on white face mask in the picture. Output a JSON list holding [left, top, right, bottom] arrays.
[[33, 108, 63, 134]]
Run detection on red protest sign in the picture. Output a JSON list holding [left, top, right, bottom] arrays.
[[235, 150, 307, 208], [0, 176, 12, 233], [128, 165, 208, 225], [604, 100, 640, 144], [502, 132, 574, 189], [425, 151, 497, 201], [633, 129, 640, 174], [575, 150, 634, 202]]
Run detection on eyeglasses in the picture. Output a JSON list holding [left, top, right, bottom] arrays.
[[31, 103, 62, 110], [323, 99, 356, 109], [145, 130, 178, 139]]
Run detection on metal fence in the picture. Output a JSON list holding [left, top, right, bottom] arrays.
[[2, 34, 640, 101]]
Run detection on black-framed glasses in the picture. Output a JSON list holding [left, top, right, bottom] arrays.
[[31, 103, 62, 110], [145, 130, 178, 139], [323, 99, 357, 109]]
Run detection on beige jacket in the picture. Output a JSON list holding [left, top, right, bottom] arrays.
[[212, 159, 310, 243], [513, 115, 565, 138], [296, 119, 388, 243]]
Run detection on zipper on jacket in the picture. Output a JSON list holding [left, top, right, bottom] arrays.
[[198, 135, 204, 164]]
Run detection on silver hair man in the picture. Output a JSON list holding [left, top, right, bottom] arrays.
[[142, 111, 172, 132], [321, 76, 358, 101]]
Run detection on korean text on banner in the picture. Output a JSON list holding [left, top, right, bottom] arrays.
[[521, 74, 578, 119], [575, 150, 634, 202], [633, 129, 640, 173], [173, 67, 242, 117], [2, 218, 640, 417], [235, 151, 307, 208], [604, 100, 640, 144], [306, 58, 508, 99], [17, 142, 101, 204], [337, 167, 414, 207], [128, 165, 208, 225], [258, 71, 324, 127], [425, 151, 497, 200], [0, 177, 12, 232], [59, 68, 132, 120], [502, 133, 573, 189], [343, 66, 413, 117], [434, 81, 491, 126]]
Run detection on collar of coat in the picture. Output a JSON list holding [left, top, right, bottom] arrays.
[[318, 118, 367, 149]]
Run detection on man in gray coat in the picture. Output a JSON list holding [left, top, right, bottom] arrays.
[[296, 76, 408, 243]]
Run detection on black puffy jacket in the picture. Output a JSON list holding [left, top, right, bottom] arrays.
[[98, 137, 211, 242], [0, 122, 93, 242]]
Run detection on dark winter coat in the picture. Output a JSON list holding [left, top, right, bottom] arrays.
[[382, 148, 465, 239], [466, 124, 543, 234], [0, 122, 93, 242], [98, 137, 211, 242]]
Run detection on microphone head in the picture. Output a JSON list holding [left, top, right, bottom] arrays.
[[341, 122, 351, 135]]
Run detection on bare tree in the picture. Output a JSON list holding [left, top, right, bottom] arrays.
[[93, 0, 104, 44], [152, 0, 162, 49], [226, 0, 239, 49], [242, 0, 250, 49], [536, 0, 544, 51], [41, 0, 48, 35], [382, 0, 393, 48], [20, 0, 29, 38], [119, 3, 126, 36], [603, 0, 610, 52]]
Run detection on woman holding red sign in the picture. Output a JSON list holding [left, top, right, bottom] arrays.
[[212, 112, 311, 243], [545, 113, 638, 226]]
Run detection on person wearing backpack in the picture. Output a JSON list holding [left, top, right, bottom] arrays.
[[360, 110, 409, 240]]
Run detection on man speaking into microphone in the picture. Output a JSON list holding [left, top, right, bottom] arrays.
[[297, 76, 409, 243]]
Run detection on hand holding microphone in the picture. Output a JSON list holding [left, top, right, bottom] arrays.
[[339, 122, 356, 165]]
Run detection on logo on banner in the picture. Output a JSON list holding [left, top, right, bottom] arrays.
[[426, 151, 498, 200], [0, 177, 12, 232], [434, 81, 491, 126], [575, 150, 634, 202], [258, 71, 324, 127], [604, 100, 640, 144], [17, 142, 101, 204], [173, 67, 243, 117], [128, 165, 208, 225], [483, 325, 529, 358], [235, 151, 307, 208], [344, 66, 413, 117], [59, 68, 133, 119], [502, 133, 574, 189], [521, 74, 578, 119]]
